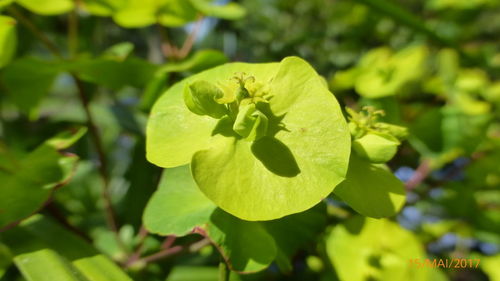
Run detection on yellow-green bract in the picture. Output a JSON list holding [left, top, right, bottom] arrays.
[[146, 57, 351, 221], [0, 15, 16, 68], [326, 217, 439, 281]]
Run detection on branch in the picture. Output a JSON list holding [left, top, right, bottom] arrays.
[[46, 202, 91, 242], [178, 15, 204, 59], [10, 5, 124, 249], [7, 6, 62, 58], [72, 76, 125, 251], [124, 225, 149, 264], [124, 237, 211, 269], [68, 9, 78, 58], [405, 159, 432, 191], [157, 24, 179, 59]]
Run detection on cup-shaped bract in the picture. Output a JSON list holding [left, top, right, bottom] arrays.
[[232, 103, 268, 141], [352, 132, 400, 163], [146, 57, 351, 221]]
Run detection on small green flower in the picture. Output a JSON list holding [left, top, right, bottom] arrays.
[[347, 106, 407, 163]]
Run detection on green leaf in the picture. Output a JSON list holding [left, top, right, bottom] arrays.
[[143, 165, 216, 236], [326, 217, 429, 281], [16, 0, 74, 15], [481, 255, 500, 281], [102, 42, 135, 60], [81, 0, 125, 16], [207, 209, 277, 273], [0, 16, 16, 68], [189, 57, 350, 220], [143, 166, 274, 273], [189, 0, 246, 20], [0, 128, 84, 229], [262, 204, 326, 272], [157, 0, 198, 27], [333, 154, 405, 218], [112, 0, 159, 28], [0, 0, 14, 9], [158, 50, 229, 74], [0, 243, 12, 279], [144, 165, 325, 273], [112, 0, 197, 28], [46, 127, 88, 150], [70, 57, 157, 89], [166, 266, 241, 281], [0, 215, 133, 281], [355, 45, 428, 98], [0, 57, 61, 116], [90, 0, 243, 27], [409, 106, 491, 160]]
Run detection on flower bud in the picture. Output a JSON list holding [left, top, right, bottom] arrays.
[[184, 80, 228, 118]]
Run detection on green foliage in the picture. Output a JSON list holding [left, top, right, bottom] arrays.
[[144, 165, 326, 273], [81, 0, 245, 28], [0, 128, 85, 229], [1, 57, 62, 116], [0, 16, 16, 68], [326, 217, 434, 281], [1, 215, 132, 280], [147, 56, 351, 221], [16, 0, 74, 15], [333, 154, 405, 218], [0, 0, 499, 280], [333, 45, 428, 98]]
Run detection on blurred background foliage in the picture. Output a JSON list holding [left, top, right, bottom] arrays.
[[0, 0, 499, 280]]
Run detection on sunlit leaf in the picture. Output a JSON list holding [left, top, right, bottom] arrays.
[[144, 165, 326, 273], [148, 57, 350, 221], [333, 154, 405, 218], [189, 0, 246, 20], [0, 16, 16, 68], [1, 215, 133, 281], [16, 0, 74, 15], [326, 217, 429, 281], [70, 57, 157, 89]]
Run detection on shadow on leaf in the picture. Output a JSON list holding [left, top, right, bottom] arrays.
[[251, 137, 300, 177]]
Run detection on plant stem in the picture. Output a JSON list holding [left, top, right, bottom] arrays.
[[72, 76, 125, 250], [405, 159, 431, 191], [124, 237, 211, 269], [7, 6, 62, 58], [68, 8, 78, 58], [124, 225, 149, 264], [218, 260, 230, 281], [142, 245, 183, 264], [46, 202, 91, 242], [178, 15, 204, 59], [10, 5, 124, 250], [157, 24, 178, 58]]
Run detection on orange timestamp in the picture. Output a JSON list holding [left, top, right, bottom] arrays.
[[408, 258, 480, 269]]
